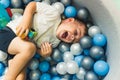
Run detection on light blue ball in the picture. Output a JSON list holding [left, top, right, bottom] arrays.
[[94, 60, 109, 76], [93, 34, 107, 47], [0, 62, 5, 76], [64, 6, 77, 18], [40, 73, 51, 80], [74, 55, 84, 67], [39, 61, 50, 72]]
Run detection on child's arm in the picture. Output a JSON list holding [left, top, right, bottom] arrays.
[[37, 42, 52, 57], [16, 2, 36, 38]]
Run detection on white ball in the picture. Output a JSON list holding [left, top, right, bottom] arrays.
[[88, 26, 101, 37], [52, 2, 65, 14], [76, 67, 86, 79], [66, 61, 79, 74], [56, 62, 67, 75], [63, 51, 74, 62], [70, 43, 83, 55], [0, 50, 8, 61]]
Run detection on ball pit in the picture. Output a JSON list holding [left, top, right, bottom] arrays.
[[0, 0, 120, 80]]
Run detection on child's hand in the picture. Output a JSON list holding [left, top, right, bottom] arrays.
[[40, 42, 52, 57], [16, 23, 30, 39]]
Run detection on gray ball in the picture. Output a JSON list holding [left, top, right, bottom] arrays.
[[23, 0, 32, 5], [50, 65, 58, 75], [52, 49, 62, 62], [60, 0, 71, 6], [84, 71, 99, 80], [58, 42, 70, 53], [77, 7, 89, 20], [29, 70, 41, 80], [11, 0, 23, 8], [80, 36, 92, 49], [81, 56, 94, 70], [28, 58, 39, 70], [90, 46, 104, 60]]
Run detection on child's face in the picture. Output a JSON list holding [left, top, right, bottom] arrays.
[[56, 18, 86, 43]]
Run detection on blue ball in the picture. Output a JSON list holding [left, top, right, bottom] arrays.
[[64, 6, 77, 18], [39, 61, 50, 72], [93, 34, 107, 47], [0, 62, 5, 76], [40, 73, 51, 80], [52, 76, 61, 80], [94, 60, 109, 76]]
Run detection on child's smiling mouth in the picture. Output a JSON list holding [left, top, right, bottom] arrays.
[[61, 31, 68, 39]]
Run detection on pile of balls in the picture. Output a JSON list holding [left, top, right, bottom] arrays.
[[0, 0, 110, 80]]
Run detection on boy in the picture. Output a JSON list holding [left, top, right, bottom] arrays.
[[0, 1, 86, 80]]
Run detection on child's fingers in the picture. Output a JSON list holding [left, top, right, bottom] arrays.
[[16, 27, 21, 36], [24, 29, 29, 37]]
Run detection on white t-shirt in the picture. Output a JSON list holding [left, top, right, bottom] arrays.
[[7, 2, 61, 48]]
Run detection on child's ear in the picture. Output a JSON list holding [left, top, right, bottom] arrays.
[[63, 18, 75, 23]]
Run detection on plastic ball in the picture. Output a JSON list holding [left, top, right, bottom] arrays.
[[60, 0, 71, 6], [77, 7, 89, 21], [63, 51, 74, 62], [52, 49, 62, 62], [88, 26, 101, 37], [28, 58, 39, 70], [83, 49, 90, 56], [0, 50, 8, 61], [62, 74, 72, 80], [94, 60, 109, 76], [81, 56, 94, 70], [50, 65, 58, 76], [2, 67, 8, 75], [39, 61, 50, 72], [56, 62, 67, 75], [64, 6, 77, 18], [90, 46, 104, 60], [58, 42, 70, 53], [12, 12, 22, 20], [42, 0, 51, 4], [84, 71, 99, 80], [76, 67, 87, 80], [79, 36, 92, 49], [66, 61, 79, 74], [23, 0, 32, 5], [0, 0, 10, 8], [40, 73, 51, 80], [52, 2, 64, 14], [52, 76, 61, 80], [29, 70, 41, 80], [0, 62, 5, 76], [70, 43, 83, 55], [74, 55, 84, 67], [93, 34, 107, 47], [10, 0, 23, 8]]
